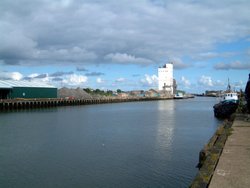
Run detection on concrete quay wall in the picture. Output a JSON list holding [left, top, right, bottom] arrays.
[[0, 97, 172, 111], [190, 113, 250, 188], [208, 114, 250, 188], [190, 118, 234, 188]]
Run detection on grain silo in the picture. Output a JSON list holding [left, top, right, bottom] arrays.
[[158, 63, 174, 94]]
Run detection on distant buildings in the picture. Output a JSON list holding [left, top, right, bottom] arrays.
[[205, 90, 221, 97], [158, 63, 174, 95], [145, 89, 160, 97]]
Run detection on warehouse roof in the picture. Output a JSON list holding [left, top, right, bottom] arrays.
[[0, 80, 56, 89]]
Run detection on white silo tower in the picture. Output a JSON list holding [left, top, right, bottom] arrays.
[[158, 63, 174, 95]]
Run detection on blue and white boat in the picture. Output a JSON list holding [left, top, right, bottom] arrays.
[[220, 92, 238, 103], [219, 80, 238, 103], [213, 80, 239, 118]]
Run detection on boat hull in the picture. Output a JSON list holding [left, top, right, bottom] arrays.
[[213, 101, 238, 118]]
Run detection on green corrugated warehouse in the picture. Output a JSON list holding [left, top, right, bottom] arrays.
[[0, 80, 57, 99]]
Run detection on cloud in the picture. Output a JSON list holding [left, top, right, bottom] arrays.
[[14, 72, 51, 83], [179, 76, 191, 88], [52, 77, 63, 82], [27, 73, 50, 82], [96, 77, 104, 84], [34, 73, 48, 79], [194, 51, 239, 61], [198, 75, 213, 87], [76, 67, 88, 72], [27, 73, 40, 78], [0, 0, 250, 67], [197, 52, 219, 59], [0, 69, 89, 88], [105, 53, 153, 65], [38, 47, 97, 62], [115, 77, 126, 83], [61, 74, 88, 86], [0, 28, 37, 65], [170, 58, 191, 69], [50, 71, 74, 77], [23, 77, 32, 81], [85, 72, 105, 76], [214, 61, 250, 70], [140, 74, 158, 87], [234, 80, 244, 89], [0, 71, 23, 80], [213, 80, 225, 87]]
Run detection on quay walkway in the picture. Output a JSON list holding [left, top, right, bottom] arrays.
[[209, 114, 250, 188]]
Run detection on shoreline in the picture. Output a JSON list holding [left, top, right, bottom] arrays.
[[190, 117, 234, 187], [190, 113, 250, 187], [0, 97, 175, 111]]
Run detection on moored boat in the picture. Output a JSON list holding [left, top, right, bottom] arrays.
[[174, 92, 184, 99], [213, 100, 238, 118], [213, 80, 239, 118]]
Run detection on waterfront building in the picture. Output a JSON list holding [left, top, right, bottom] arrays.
[[0, 80, 57, 99], [129, 90, 145, 97], [158, 63, 174, 95], [145, 89, 160, 97]]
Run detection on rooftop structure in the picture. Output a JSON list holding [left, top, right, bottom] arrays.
[[0, 80, 55, 88]]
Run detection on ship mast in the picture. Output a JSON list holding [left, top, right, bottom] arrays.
[[227, 78, 231, 92]]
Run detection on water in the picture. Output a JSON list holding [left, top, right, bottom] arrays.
[[0, 97, 220, 188]]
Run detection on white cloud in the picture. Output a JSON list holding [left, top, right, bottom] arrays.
[[194, 51, 239, 61], [198, 75, 213, 87], [0, 0, 250, 67], [0, 71, 23, 80], [180, 76, 191, 88], [27, 73, 39, 78], [115, 77, 126, 82], [140, 74, 158, 87], [96, 77, 104, 84], [22, 72, 88, 87], [234, 80, 244, 89], [198, 52, 219, 59], [213, 80, 225, 87], [62, 74, 88, 86]]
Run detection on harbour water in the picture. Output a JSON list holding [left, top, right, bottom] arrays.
[[0, 97, 220, 188]]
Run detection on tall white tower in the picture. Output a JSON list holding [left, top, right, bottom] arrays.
[[158, 63, 174, 94]]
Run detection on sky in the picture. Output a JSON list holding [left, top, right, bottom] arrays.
[[0, 0, 250, 93]]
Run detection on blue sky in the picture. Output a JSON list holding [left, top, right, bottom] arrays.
[[0, 0, 250, 93]]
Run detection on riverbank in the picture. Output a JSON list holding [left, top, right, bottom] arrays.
[[190, 113, 250, 187], [0, 97, 173, 111]]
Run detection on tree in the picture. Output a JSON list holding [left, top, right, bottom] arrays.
[[106, 90, 113, 96], [83, 88, 92, 93], [94, 89, 101, 94]]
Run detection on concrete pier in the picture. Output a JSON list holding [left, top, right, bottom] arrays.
[[209, 114, 250, 188]]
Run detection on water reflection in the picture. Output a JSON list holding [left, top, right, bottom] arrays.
[[155, 100, 175, 160], [0, 98, 221, 188]]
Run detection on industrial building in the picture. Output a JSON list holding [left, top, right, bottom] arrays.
[[158, 63, 174, 95], [0, 80, 57, 99]]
